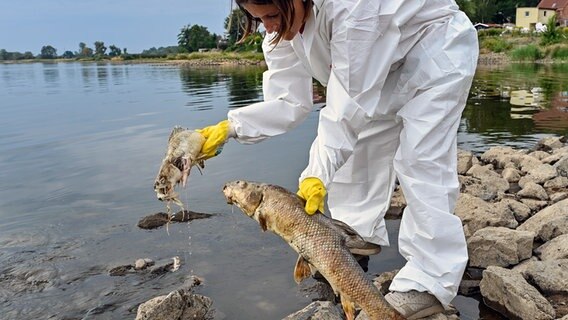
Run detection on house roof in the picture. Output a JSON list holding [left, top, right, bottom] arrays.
[[538, 0, 568, 9]]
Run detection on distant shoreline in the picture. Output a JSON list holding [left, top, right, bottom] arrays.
[[2, 53, 565, 68]]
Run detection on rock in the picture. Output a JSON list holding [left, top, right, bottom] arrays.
[[529, 150, 552, 161], [137, 212, 170, 229], [480, 146, 524, 169], [135, 258, 155, 270], [459, 175, 504, 201], [536, 136, 566, 152], [502, 167, 521, 183], [170, 210, 213, 222], [480, 266, 555, 320], [109, 265, 133, 276], [520, 155, 545, 174], [551, 192, 568, 204], [466, 164, 510, 195], [517, 182, 549, 201], [517, 199, 568, 242], [525, 164, 559, 184], [518, 259, 568, 295], [386, 186, 406, 219], [457, 149, 475, 175], [455, 194, 518, 237], [519, 198, 548, 212], [535, 234, 568, 261], [555, 155, 568, 177], [137, 211, 213, 229], [458, 279, 480, 296], [544, 176, 568, 189], [150, 258, 179, 275], [500, 198, 532, 222], [135, 289, 214, 320], [283, 301, 343, 320], [372, 270, 399, 295], [467, 227, 534, 268]]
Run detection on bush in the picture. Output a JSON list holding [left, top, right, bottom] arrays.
[[548, 44, 568, 60], [478, 28, 505, 37], [510, 45, 543, 61], [480, 37, 511, 53]]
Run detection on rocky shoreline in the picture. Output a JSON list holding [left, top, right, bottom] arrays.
[[132, 135, 568, 320]]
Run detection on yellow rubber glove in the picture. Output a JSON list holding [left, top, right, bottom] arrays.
[[196, 120, 230, 160], [297, 177, 326, 215]]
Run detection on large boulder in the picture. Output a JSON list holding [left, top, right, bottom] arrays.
[[480, 266, 555, 320]]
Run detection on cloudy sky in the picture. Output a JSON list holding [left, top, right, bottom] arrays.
[[0, 0, 234, 54]]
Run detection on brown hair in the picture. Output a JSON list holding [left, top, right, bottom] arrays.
[[235, 0, 313, 45]]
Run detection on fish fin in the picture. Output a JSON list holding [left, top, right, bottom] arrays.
[[327, 218, 382, 256], [293, 255, 312, 284], [168, 126, 185, 142], [340, 295, 357, 320]]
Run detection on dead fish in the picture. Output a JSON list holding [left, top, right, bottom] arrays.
[[222, 180, 403, 320], [154, 126, 206, 208]]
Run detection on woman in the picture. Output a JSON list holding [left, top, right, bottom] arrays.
[[197, 0, 478, 318]]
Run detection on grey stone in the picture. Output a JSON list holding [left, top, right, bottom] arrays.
[[480, 146, 525, 169], [457, 149, 475, 175], [544, 176, 568, 189], [525, 164, 558, 184], [537, 136, 566, 152], [519, 198, 549, 213], [555, 155, 568, 177], [551, 192, 568, 204]]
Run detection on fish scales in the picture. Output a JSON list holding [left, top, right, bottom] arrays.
[[223, 181, 402, 320]]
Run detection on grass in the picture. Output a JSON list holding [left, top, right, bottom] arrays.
[[510, 44, 543, 62]]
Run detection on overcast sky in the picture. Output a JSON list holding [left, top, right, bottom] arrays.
[[0, 0, 234, 54]]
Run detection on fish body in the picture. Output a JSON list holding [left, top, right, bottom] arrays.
[[222, 180, 402, 320], [154, 126, 205, 206]]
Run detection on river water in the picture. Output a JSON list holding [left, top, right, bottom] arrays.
[[0, 62, 567, 320]]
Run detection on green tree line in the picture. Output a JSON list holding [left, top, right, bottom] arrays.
[[0, 1, 545, 61]]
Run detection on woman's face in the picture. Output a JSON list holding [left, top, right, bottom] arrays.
[[241, 0, 306, 40]]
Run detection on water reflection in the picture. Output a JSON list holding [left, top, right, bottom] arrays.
[[463, 64, 568, 152]]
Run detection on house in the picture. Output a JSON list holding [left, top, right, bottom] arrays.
[[516, 7, 548, 29], [516, 0, 568, 29], [538, 0, 568, 26]]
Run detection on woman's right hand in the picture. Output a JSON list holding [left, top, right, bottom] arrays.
[[196, 120, 232, 160]]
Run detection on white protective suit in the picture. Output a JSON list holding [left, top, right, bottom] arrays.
[[227, 0, 478, 306]]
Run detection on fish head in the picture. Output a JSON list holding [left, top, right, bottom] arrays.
[[223, 180, 264, 217], [154, 161, 183, 201]]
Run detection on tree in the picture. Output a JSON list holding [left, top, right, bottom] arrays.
[[224, 9, 246, 46], [108, 45, 122, 57], [0, 49, 7, 60], [40, 45, 57, 59], [62, 51, 75, 59], [94, 41, 107, 56], [178, 24, 216, 52], [77, 42, 93, 57]]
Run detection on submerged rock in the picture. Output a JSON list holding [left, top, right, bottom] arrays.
[[137, 210, 213, 229]]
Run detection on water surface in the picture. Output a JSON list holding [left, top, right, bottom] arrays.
[[1, 62, 567, 319]]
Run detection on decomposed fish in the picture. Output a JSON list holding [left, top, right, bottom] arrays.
[[222, 180, 403, 320], [154, 126, 206, 210]]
